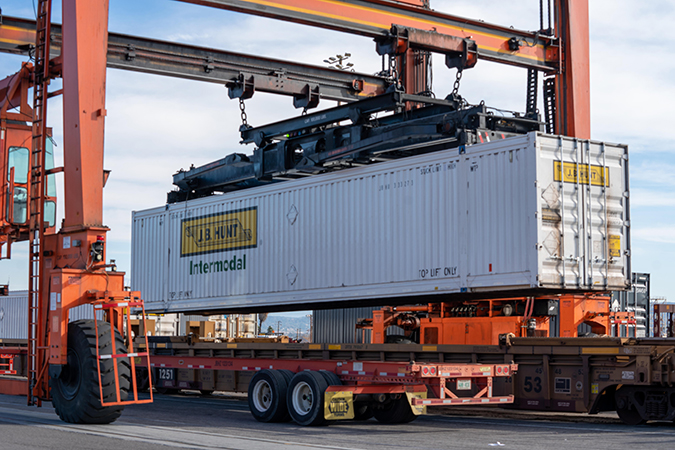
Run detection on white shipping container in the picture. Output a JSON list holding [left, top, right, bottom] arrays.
[[0, 291, 99, 339], [131, 132, 630, 314]]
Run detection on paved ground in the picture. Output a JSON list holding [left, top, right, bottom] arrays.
[[1, 391, 674, 450]]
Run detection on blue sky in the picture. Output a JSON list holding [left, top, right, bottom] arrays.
[[0, 1, 673, 304]]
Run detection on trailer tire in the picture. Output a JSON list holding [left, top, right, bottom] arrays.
[[287, 371, 329, 426], [278, 369, 294, 384], [248, 369, 290, 423], [353, 403, 374, 421], [319, 370, 341, 387], [50, 320, 130, 424], [372, 395, 417, 424]]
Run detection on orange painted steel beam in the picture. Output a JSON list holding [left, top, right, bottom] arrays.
[[554, 0, 590, 138], [61, 0, 110, 230], [0, 16, 388, 104], [178, 0, 557, 71]]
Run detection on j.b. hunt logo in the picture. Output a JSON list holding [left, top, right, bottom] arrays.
[[180, 207, 257, 257]]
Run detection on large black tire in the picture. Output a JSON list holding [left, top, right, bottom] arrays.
[[50, 320, 130, 424], [318, 370, 341, 387], [353, 403, 374, 421], [278, 369, 295, 385], [248, 369, 291, 423], [287, 371, 329, 426], [372, 395, 417, 424]]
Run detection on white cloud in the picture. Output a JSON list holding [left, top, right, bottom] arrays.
[[633, 226, 675, 244]]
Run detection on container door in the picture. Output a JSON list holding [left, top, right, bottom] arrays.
[[538, 134, 630, 290]]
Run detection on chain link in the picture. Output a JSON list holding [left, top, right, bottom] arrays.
[[389, 55, 401, 90], [452, 69, 463, 96], [239, 98, 248, 126]]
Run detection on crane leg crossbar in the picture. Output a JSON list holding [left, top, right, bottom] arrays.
[[92, 292, 153, 407]]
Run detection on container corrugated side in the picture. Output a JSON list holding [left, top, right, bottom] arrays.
[[0, 292, 28, 339], [0, 292, 98, 339], [132, 132, 630, 314], [313, 307, 403, 344]]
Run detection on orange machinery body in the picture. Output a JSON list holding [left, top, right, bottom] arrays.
[[0, 64, 56, 259], [362, 295, 612, 346]]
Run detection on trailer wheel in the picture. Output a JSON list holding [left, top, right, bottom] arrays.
[[353, 403, 374, 421], [50, 320, 130, 424], [373, 395, 417, 424], [287, 371, 329, 426], [248, 369, 290, 423], [278, 369, 294, 384], [615, 387, 646, 425], [319, 370, 341, 387]]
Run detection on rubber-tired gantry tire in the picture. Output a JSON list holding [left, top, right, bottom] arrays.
[[248, 369, 291, 423], [372, 395, 417, 424], [287, 371, 329, 426], [50, 320, 130, 424]]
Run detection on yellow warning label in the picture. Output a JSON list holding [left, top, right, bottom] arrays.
[[422, 346, 437, 352], [181, 207, 257, 257], [325, 391, 355, 420], [553, 161, 609, 187], [227, 343, 237, 349], [609, 235, 621, 257], [591, 383, 599, 394], [308, 344, 321, 350], [406, 391, 428, 416], [328, 344, 342, 350]]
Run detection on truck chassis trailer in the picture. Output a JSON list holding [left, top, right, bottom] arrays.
[[137, 336, 675, 425], [5, 334, 675, 426]]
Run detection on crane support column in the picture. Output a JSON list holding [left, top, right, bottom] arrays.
[[554, 0, 590, 139], [61, 0, 109, 230]]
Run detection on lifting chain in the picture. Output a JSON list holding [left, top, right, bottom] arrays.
[[239, 98, 248, 127], [452, 69, 463, 96], [389, 55, 402, 90]]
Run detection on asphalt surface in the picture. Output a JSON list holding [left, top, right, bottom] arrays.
[[1, 391, 674, 450]]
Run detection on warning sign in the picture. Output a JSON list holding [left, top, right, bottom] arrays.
[[325, 391, 354, 420], [609, 235, 621, 257]]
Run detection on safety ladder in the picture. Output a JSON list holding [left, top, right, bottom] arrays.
[[92, 292, 154, 407], [27, 0, 53, 406]]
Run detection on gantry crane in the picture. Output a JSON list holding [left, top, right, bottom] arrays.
[[0, 0, 589, 423]]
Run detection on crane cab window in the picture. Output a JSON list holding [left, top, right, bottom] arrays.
[[44, 138, 56, 226], [6, 146, 29, 224], [5, 141, 57, 227]]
